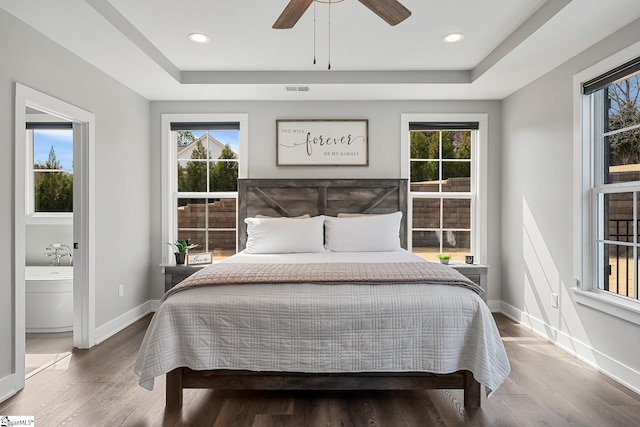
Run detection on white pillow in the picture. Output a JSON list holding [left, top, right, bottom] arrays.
[[324, 211, 403, 252], [245, 215, 325, 253]]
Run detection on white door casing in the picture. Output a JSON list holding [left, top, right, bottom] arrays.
[[8, 83, 95, 399]]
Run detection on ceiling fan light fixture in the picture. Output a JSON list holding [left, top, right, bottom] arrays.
[[188, 33, 210, 43], [442, 33, 464, 43]]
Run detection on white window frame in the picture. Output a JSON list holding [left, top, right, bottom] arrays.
[[161, 113, 248, 265], [25, 114, 73, 225], [573, 41, 640, 327], [401, 113, 488, 265]]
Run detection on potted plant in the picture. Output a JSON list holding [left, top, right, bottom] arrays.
[[168, 240, 198, 265], [437, 253, 451, 265]]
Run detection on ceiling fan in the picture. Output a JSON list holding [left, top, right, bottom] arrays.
[[273, 0, 411, 29]]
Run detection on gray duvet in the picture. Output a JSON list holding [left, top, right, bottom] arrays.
[[134, 251, 510, 396]]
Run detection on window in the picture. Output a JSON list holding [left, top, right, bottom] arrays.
[[401, 114, 488, 264], [161, 114, 248, 264], [574, 46, 640, 326], [25, 121, 73, 220], [582, 57, 640, 303]]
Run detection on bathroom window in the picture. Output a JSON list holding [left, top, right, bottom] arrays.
[[26, 122, 73, 221]]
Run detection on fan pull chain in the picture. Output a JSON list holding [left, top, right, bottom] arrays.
[[327, 0, 331, 70], [313, 2, 316, 65]]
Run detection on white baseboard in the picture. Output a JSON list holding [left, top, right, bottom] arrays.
[[499, 301, 640, 396], [94, 300, 159, 345]]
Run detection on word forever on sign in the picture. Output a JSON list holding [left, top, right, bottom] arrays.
[[276, 119, 368, 166]]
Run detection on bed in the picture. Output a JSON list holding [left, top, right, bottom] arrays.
[[134, 179, 510, 410]]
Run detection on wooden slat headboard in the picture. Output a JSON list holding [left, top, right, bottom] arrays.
[[237, 179, 408, 250]]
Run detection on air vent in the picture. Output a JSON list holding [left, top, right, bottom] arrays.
[[285, 86, 310, 92]]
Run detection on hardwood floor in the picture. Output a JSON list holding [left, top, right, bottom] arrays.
[[2, 313, 640, 426], [25, 331, 73, 378]]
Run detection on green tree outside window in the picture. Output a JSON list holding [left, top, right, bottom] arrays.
[[177, 131, 239, 204], [410, 130, 471, 182], [35, 146, 73, 212]]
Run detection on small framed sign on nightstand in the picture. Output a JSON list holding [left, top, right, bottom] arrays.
[[187, 252, 213, 265]]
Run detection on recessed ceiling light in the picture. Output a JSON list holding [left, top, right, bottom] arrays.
[[188, 33, 210, 43], [442, 33, 464, 43]]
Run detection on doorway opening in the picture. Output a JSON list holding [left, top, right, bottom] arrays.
[[13, 83, 95, 392], [24, 112, 74, 377]]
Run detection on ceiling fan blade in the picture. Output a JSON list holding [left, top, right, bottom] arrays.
[[273, 0, 315, 29], [357, 0, 411, 26]]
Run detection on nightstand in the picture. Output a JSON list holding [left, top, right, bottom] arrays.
[[164, 265, 205, 292], [449, 264, 488, 301]]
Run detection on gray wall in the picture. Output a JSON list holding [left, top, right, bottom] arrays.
[[0, 9, 151, 389], [149, 101, 503, 301], [501, 18, 640, 388]]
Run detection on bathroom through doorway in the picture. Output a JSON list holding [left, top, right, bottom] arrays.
[[24, 112, 75, 378], [13, 83, 96, 396]]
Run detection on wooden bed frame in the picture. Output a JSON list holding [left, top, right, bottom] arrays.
[[165, 178, 481, 409]]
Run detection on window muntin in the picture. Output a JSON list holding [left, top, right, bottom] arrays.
[[172, 126, 239, 261], [591, 71, 640, 302], [410, 128, 474, 262]]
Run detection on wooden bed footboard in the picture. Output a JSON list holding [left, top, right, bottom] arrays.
[[165, 369, 481, 410]]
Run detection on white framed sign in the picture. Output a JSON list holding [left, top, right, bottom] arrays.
[[276, 119, 368, 166], [187, 252, 213, 265]]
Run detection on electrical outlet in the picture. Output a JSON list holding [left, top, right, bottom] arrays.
[[551, 293, 558, 309], [118, 284, 124, 298]]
